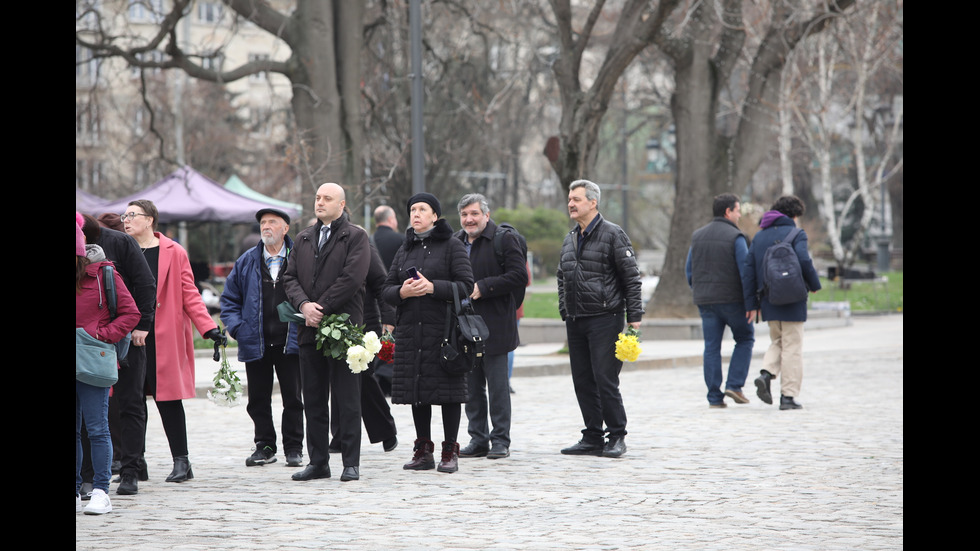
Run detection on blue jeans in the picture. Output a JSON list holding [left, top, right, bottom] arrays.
[[566, 312, 628, 440], [76, 380, 112, 494], [698, 303, 754, 405]]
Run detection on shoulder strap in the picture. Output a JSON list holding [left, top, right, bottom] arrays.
[[102, 264, 118, 319], [783, 227, 802, 245]]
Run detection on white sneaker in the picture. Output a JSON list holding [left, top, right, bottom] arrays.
[[83, 489, 112, 515], [76, 494, 82, 513]]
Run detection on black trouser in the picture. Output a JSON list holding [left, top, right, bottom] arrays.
[[299, 344, 361, 468], [332, 361, 396, 444], [246, 347, 304, 454]]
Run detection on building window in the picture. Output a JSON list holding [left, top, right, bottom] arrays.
[[202, 54, 224, 72], [76, 0, 103, 31], [128, 0, 163, 22], [130, 50, 164, 78], [76, 46, 99, 86], [197, 1, 223, 23], [134, 162, 152, 187], [133, 105, 148, 136], [76, 159, 105, 191], [248, 53, 269, 82], [77, 102, 102, 145]]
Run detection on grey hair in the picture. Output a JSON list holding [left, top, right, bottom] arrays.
[[457, 193, 490, 214], [570, 179, 601, 204]]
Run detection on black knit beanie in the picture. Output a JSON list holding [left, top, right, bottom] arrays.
[[406, 192, 442, 218]]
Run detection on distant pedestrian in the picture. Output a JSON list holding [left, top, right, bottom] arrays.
[[557, 179, 643, 458], [220, 208, 305, 469], [686, 193, 755, 408], [742, 195, 822, 410], [371, 205, 402, 271]]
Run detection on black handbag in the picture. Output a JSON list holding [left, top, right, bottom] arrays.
[[440, 285, 490, 375]]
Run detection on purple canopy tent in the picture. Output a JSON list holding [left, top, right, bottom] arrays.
[[92, 166, 303, 281], [76, 187, 108, 213], [92, 165, 301, 223]]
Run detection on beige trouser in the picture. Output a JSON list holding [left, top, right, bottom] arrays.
[[761, 321, 804, 398]]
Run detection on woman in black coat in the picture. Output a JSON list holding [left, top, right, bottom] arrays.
[[382, 193, 473, 474]]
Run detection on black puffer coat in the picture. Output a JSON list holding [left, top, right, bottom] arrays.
[[557, 213, 644, 323], [382, 219, 473, 405]]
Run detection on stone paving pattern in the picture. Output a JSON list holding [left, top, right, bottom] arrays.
[[76, 314, 903, 550]]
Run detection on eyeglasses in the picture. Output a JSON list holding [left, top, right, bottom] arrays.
[[120, 212, 151, 221]]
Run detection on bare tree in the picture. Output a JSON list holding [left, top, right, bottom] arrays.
[[782, 1, 903, 279], [646, 0, 856, 317], [76, 0, 365, 195]]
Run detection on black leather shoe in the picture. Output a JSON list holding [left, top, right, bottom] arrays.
[[602, 437, 627, 458], [116, 473, 138, 495], [383, 437, 398, 452], [292, 464, 331, 481], [486, 443, 510, 459], [165, 456, 194, 483], [779, 395, 803, 410], [755, 370, 773, 404], [340, 466, 360, 481], [459, 443, 490, 457], [285, 451, 303, 467], [560, 439, 604, 456]]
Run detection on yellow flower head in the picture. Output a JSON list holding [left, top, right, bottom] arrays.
[[614, 327, 642, 362]]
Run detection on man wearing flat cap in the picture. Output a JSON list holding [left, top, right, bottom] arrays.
[[220, 207, 305, 469]]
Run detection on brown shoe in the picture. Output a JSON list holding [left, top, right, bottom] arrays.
[[724, 389, 750, 404], [403, 439, 435, 470], [437, 441, 459, 473]]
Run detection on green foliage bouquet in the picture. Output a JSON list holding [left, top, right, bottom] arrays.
[[315, 313, 382, 373]]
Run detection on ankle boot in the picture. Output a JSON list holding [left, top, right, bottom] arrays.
[[403, 439, 435, 470], [437, 441, 460, 473], [165, 455, 194, 483]]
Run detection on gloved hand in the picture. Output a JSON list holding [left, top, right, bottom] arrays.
[[204, 327, 228, 346]]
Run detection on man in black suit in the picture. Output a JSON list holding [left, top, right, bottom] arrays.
[[371, 205, 403, 271]]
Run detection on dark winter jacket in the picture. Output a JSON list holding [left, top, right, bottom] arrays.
[[557, 214, 644, 323], [283, 212, 371, 346], [220, 236, 300, 363], [688, 217, 747, 305], [363, 240, 396, 336], [742, 214, 822, 322], [382, 218, 473, 405], [95, 227, 156, 333], [454, 219, 525, 355]]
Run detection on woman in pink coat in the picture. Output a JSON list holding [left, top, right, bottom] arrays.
[[123, 200, 225, 483]]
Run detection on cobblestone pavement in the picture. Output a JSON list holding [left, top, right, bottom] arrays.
[[76, 315, 903, 550]]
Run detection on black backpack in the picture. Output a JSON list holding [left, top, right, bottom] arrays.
[[492, 223, 528, 308], [760, 227, 808, 306]]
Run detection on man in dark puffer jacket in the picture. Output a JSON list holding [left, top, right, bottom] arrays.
[[557, 179, 644, 459]]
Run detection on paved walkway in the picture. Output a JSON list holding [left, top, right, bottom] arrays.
[[76, 314, 903, 550]]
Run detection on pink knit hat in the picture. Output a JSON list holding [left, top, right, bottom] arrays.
[[76, 211, 86, 256]]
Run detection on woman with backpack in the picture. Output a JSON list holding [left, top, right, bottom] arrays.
[[742, 195, 822, 410], [76, 217, 140, 514]]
